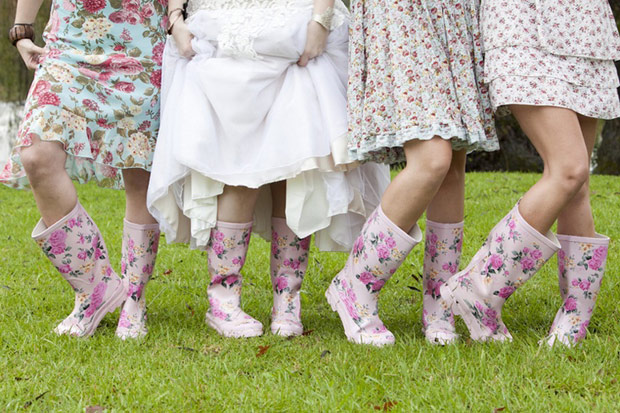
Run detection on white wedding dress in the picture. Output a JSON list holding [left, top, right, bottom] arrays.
[[147, 0, 390, 251]]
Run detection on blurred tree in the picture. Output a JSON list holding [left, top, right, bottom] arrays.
[[0, 0, 51, 102], [594, 3, 620, 175]]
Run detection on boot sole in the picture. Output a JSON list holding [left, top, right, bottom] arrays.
[[325, 283, 394, 347], [270, 325, 303, 337], [205, 313, 263, 338], [423, 328, 459, 346]]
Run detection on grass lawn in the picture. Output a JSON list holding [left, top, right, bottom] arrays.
[[1, 172, 619, 411]]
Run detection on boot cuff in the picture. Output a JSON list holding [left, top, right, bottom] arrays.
[[556, 232, 610, 246], [124, 218, 161, 231], [425, 219, 464, 230], [31, 201, 82, 240], [514, 204, 561, 251], [378, 205, 423, 244]]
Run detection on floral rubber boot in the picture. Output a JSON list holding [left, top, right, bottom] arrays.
[[270, 217, 311, 337], [325, 206, 422, 346], [544, 233, 609, 347], [205, 221, 263, 338], [116, 220, 161, 340], [32, 202, 127, 337], [440, 204, 560, 342], [422, 220, 463, 345]]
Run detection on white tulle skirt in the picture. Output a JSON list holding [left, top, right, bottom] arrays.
[[147, 0, 390, 251]]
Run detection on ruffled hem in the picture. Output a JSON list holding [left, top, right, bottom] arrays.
[[485, 47, 620, 89], [348, 124, 500, 165], [181, 133, 358, 189], [148, 163, 389, 252], [489, 75, 620, 120], [1, 106, 155, 190]]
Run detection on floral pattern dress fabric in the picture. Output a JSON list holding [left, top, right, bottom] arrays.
[[1, 0, 167, 189], [482, 0, 620, 119], [347, 0, 499, 164]]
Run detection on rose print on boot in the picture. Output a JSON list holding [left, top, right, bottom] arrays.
[[205, 221, 263, 338], [421, 220, 464, 345], [440, 203, 561, 342], [326, 206, 422, 346], [116, 220, 160, 340], [33, 202, 127, 337], [270, 218, 310, 336], [544, 233, 609, 347]]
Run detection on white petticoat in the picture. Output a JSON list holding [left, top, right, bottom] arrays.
[[147, 0, 390, 251]]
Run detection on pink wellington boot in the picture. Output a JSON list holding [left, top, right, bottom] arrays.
[[422, 220, 463, 345], [270, 217, 311, 337], [544, 233, 609, 347], [116, 219, 161, 340], [33, 202, 127, 337], [440, 203, 560, 342], [205, 221, 263, 338], [325, 206, 422, 346]]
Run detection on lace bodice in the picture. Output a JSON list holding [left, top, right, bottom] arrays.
[[186, 0, 348, 59]]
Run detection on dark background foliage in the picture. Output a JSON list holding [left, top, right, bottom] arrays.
[[1, 0, 618, 173]]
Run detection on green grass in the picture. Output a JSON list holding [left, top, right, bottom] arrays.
[[1, 172, 619, 411]]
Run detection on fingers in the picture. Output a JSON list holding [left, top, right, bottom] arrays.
[[181, 43, 195, 59], [297, 48, 325, 67], [297, 52, 310, 67], [26, 58, 39, 70]]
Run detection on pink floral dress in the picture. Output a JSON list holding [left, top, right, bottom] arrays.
[[482, 0, 620, 119], [0, 0, 167, 189], [347, 0, 499, 164]]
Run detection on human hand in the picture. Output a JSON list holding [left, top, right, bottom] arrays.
[[297, 20, 328, 67], [171, 21, 195, 59], [16, 39, 46, 70]]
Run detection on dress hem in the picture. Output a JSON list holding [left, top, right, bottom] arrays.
[[348, 124, 499, 164]]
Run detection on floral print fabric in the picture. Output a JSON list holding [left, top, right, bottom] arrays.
[[270, 217, 310, 336], [326, 206, 422, 345], [33, 202, 126, 337], [116, 220, 160, 339], [481, 0, 620, 60], [205, 221, 263, 337], [546, 234, 609, 347], [422, 221, 463, 344], [1, 0, 167, 190], [347, 0, 498, 164], [482, 0, 620, 119], [442, 204, 560, 342]]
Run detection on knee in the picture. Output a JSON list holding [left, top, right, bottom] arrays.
[[550, 157, 590, 195], [20, 143, 64, 182], [406, 150, 453, 184]]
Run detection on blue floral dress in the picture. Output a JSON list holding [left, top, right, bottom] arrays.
[[1, 0, 167, 189]]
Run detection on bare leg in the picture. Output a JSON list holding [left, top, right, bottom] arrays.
[[122, 168, 157, 224], [19, 137, 77, 226], [556, 116, 598, 237], [217, 185, 261, 222], [270, 180, 286, 219], [426, 150, 467, 223], [511, 106, 590, 234], [381, 137, 454, 232]]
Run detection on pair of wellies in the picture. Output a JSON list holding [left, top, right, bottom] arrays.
[[33, 201, 159, 339]]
